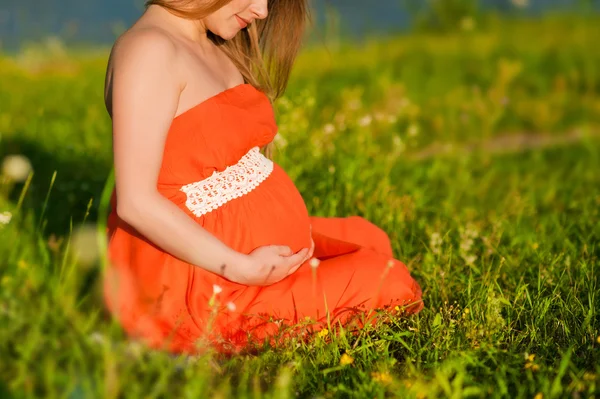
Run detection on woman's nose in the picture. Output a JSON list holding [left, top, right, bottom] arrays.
[[249, 0, 268, 20]]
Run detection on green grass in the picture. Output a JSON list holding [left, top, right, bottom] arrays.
[[1, 15, 599, 399]]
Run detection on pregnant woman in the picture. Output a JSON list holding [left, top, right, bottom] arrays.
[[103, 0, 423, 354]]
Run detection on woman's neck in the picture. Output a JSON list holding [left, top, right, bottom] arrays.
[[145, 4, 208, 43]]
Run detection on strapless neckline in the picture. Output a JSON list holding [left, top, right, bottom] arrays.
[[173, 83, 257, 122]]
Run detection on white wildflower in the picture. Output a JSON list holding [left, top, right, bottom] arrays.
[[2, 155, 32, 182], [323, 124, 335, 135], [464, 254, 477, 265], [125, 340, 145, 359], [392, 135, 405, 153], [309, 258, 320, 269], [0, 212, 12, 225], [459, 224, 479, 265], [430, 232, 442, 255], [273, 132, 288, 148], [358, 115, 372, 127], [407, 123, 420, 137], [88, 332, 106, 345], [460, 238, 474, 253]]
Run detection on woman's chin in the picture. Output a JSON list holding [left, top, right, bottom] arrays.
[[214, 28, 241, 41]]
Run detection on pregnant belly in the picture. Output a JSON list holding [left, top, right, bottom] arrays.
[[195, 164, 312, 255]]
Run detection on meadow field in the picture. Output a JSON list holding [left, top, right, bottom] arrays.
[[1, 14, 599, 398]]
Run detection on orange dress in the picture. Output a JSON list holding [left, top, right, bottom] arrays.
[[104, 83, 423, 354]]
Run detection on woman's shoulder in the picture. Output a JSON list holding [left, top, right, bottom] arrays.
[[110, 25, 180, 68], [104, 24, 183, 116]]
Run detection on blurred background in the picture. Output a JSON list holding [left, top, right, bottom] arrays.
[[0, 0, 598, 49], [2, 0, 598, 231], [1, 1, 599, 397]]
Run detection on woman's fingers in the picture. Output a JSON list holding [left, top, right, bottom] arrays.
[[287, 263, 302, 276], [275, 245, 292, 256], [273, 236, 317, 280], [283, 248, 308, 268], [304, 242, 314, 263], [296, 245, 314, 268]]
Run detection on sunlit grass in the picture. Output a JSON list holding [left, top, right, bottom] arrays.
[[1, 15, 599, 399]]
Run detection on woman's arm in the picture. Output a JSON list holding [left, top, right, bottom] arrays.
[[109, 30, 245, 276]]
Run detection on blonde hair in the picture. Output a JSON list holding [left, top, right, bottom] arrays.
[[145, 0, 310, 158]]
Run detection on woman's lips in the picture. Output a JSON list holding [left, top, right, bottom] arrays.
[[235, 15, 249, 29]]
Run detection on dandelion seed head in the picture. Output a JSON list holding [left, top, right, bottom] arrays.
[[2, 155, 32, 182], [309, 258, 320, 269], [213, 284, 223, 295], [226, 301, 236, 312]]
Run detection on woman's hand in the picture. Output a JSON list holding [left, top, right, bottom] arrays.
[[226, 237, 315, 286], [286, 235, 315, 276]]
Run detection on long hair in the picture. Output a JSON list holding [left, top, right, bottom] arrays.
[[144, 0, 310, 158]]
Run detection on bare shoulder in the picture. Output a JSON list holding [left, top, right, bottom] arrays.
[[112, 25, 179, 65], [104, 26, 182, 115]]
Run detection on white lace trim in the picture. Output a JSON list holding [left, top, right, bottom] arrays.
[[181, 146, 274, 217]]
